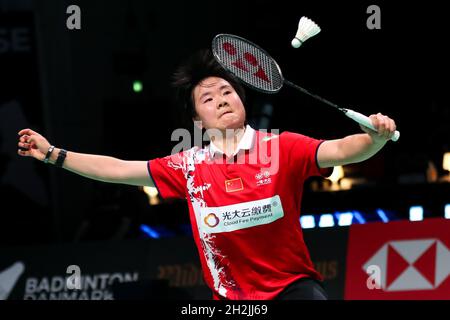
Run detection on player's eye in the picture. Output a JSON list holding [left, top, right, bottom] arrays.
[[203, 98, 212, 103], [223, 90, 231, 95]]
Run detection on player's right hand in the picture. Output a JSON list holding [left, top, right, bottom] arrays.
[[17, 128, 52, 161]]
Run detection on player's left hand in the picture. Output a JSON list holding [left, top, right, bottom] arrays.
[[360, 113, 397, 142]]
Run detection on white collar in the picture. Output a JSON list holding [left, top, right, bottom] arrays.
[[208, 125, 255, 157]]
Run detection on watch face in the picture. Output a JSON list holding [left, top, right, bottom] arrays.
[[44, 146, 55, 163]]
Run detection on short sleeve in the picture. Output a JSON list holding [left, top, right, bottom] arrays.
[[281, 132, 332, 179], [148, 153, 187, 200]]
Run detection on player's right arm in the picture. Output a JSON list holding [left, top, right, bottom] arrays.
[[17, 128, 154, 187]]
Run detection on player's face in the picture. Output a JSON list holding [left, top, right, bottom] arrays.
[[193, 77, 246, 131]]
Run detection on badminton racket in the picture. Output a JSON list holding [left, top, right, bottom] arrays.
[[211, 34, 400, 142]]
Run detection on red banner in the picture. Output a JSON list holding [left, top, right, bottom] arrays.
[[345, 218, 450, 299]]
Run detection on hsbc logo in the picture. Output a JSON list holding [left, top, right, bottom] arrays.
[[363, 239, 450, 291]]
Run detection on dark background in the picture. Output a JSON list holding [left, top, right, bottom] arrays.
[[0, 0, 448, 246]]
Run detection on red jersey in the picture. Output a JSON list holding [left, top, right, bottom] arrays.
[[148, 126, 331, 299]]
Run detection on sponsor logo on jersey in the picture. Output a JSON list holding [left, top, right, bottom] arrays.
[[200, 195, 284, 233]]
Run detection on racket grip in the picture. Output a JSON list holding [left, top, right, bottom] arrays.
[[345, 109, 400, 142]]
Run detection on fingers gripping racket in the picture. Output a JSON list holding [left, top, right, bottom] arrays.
[[211, 34, 400, 142]]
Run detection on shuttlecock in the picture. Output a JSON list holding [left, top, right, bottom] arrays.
[[291, 16, 321, 48]]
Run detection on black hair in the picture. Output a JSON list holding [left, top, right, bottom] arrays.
[[172, 49, 246, 120]]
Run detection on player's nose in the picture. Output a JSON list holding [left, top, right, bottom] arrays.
[[217, 98, 228, 109]]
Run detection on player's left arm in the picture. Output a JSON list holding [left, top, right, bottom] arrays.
[[317, 113, 397, 168]]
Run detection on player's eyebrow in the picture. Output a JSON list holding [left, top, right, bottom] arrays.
[[199, 85, 232, 101]]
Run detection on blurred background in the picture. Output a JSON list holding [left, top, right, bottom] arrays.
[[0, 0, 449, 300]]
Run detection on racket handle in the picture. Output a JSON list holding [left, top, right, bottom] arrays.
[[344, 109, 400, 142]]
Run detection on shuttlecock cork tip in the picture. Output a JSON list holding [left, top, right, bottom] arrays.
[[291, 38, 302, 48]]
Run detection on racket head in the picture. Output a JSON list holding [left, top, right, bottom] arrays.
[[212, 34, 284, 94]]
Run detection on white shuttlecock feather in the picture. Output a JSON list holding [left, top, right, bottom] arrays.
[[291, 16, 321, 48]]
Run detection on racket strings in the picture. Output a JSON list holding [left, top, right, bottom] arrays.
[[212, 35, 283, 93]]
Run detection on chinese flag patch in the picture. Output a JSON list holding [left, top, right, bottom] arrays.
[[225, 178, 244, 193]]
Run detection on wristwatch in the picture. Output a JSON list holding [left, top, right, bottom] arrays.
[[44, 145, 55, 164]]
